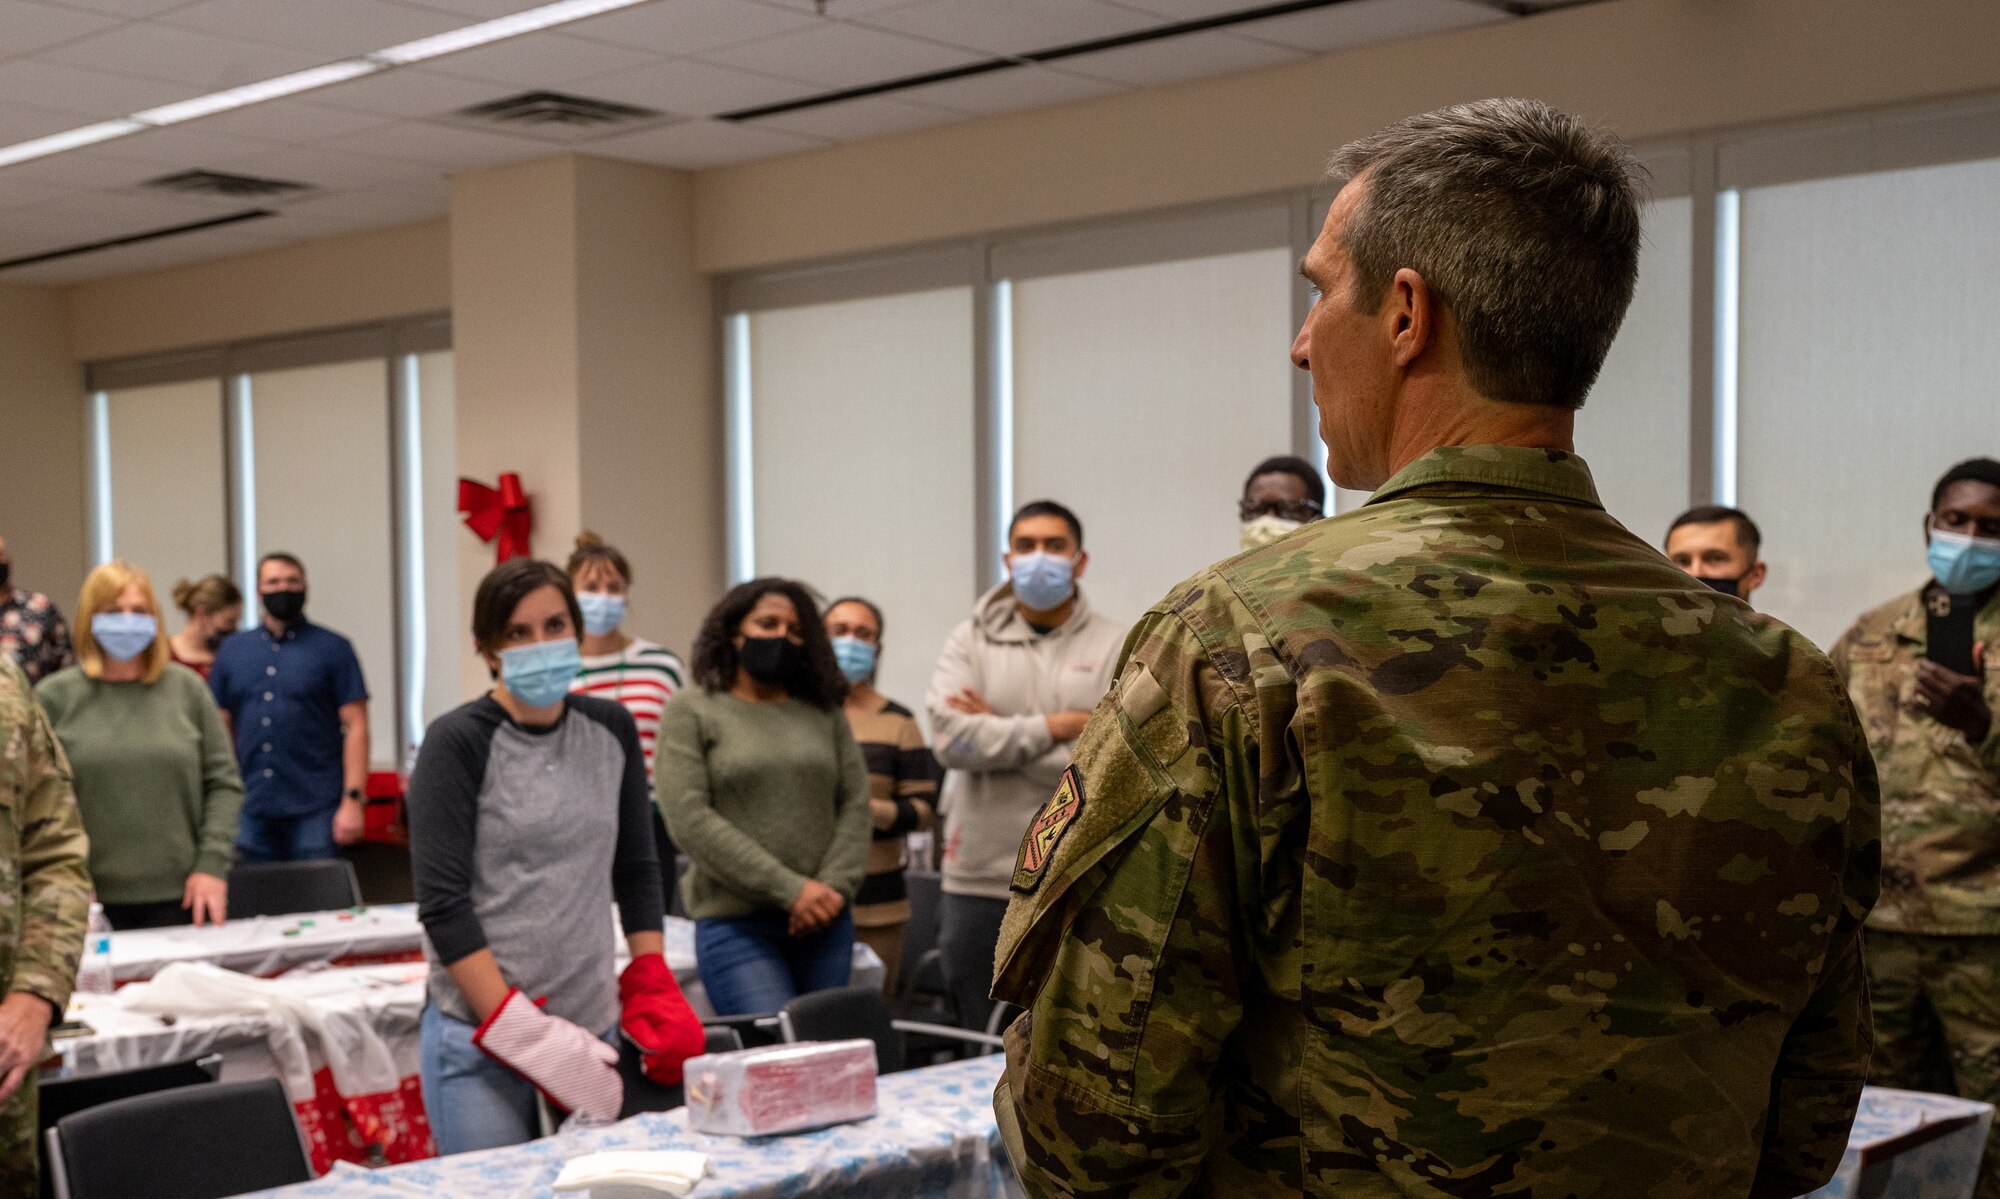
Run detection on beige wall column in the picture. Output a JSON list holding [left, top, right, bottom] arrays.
[[0, 282, 87, 614], [449, 154, 719, 668]]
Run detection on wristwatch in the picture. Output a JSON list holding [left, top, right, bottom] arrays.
[[343, 787, 365, 803]]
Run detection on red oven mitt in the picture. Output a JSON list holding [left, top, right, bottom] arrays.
[[619, 953, 706, 1085]]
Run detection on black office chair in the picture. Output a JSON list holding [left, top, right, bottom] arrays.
[[227, 859, 363, 918], [47, 1078, 311, 1199], [896, 872, 951, 1015], [37, 1056, 222, 1199], [618, 1025, 744, 1116], [778, 986, 1001, 1076]]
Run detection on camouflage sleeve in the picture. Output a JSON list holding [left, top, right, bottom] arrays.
[[992, 603, 1252, 1197], [1751, 663, 1882, 1197], [10, 686, 90, 1011]]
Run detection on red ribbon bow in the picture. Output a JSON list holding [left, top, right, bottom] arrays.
[[458, 473, 531, 563]]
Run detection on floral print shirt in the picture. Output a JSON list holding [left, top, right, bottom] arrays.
[[0, 589, 74, 684]]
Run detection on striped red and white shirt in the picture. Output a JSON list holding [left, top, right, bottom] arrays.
[[570, 637, 686, 783]]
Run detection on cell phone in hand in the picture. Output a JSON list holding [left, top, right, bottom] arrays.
[[1926, 589, 1979, 676]]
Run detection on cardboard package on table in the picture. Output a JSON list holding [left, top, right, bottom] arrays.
[[684, 1040, 878, 1137]]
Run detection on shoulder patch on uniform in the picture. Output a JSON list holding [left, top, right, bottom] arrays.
[[1014, 765, 1084, 891]]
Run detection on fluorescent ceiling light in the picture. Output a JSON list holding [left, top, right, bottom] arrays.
[[0, 0, 658, 170], [0, 120, 146, 169], [135, 60, 384, 127]]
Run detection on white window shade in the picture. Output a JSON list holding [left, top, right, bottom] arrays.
[[414, 350, 472, 727], [747, 288, 977, 721], [1737, 158, 2000, 648], [248, 359, 399, 766], [1574, 196, 1694, 546], [1010, 247, 1295, 628], [103, 379, 229, 606]]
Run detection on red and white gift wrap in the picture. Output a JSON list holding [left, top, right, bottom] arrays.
[[684, 1040, 879, 1137]]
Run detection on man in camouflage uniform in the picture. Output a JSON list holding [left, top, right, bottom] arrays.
[[0, 655, 92, 1193], [994, 99, 1880, 1198], [1832, 457, 2000, 1198]]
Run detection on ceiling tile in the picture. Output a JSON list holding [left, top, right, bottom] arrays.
[[584, 116, 826, 169], [225, 141, 446, 189], [861, 0, 1162, 57], [0, 216, 302, 283], [274, 186, 451, 233], [1102, 0, 1275, 18], [425, 31, 663, 88], [0, 172, 64, 211], [753, 94, 964, 140], [0, 1, 118, 60], [29, 0, 199, 15], [319, 119, 550, 168], [37, 23, 328, 90], [0, 57, 193, 119], [754, 0, 921, 15], [0, 99, 98, 143], [396, 0, 547, 15], [566, 0, 821, 57], [179, 99, 398, 145], [576, 57, 810, 118], [894, 63, 1124, 115], [703, 22, 982, 89], [0, 189, 243, 260], [0, 142, 165, 190], [88, 120, 288, 168], [1231, 0, 1507, 53], [1059, 29, 1302, 87], [158, 0, 468, 59], [310, 66, 511, 118]]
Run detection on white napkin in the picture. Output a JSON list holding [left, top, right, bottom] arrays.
[[550, 1150, 710, 1197]]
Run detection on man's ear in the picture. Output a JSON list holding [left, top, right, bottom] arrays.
[[1389, 267, 1437, 369], [1072, 550, 1089, 581]]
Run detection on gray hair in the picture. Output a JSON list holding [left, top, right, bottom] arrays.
[[1326, 98, 1643, 411]]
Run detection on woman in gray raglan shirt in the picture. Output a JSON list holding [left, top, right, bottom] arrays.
[[408, 559, 701, 1155]]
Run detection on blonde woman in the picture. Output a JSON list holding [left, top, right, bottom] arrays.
[[166, 573, 243, 681], [36, 562, 243, 929]]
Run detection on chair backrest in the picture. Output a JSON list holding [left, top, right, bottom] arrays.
[[39, 1057, 222, 1199], [779, 986, 904, 1074], [51, 1078, 310, 1199], [227, 859, 362, 919], [900, 872, 942, 992], [614, 1024, 747, 1118]]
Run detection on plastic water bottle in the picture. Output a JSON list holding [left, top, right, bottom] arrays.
[[77, 902, 114, 996]]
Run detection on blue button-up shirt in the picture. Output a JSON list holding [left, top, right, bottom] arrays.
[[210, 620, 367, 818]]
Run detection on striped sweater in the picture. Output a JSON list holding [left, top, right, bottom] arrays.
[[570, 637, 686, 783]]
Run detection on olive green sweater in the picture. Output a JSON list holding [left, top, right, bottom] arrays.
[[657, 687, 871, 921], [36, 665, 243, 904]]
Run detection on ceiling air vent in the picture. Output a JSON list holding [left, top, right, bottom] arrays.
[[143, 169, 313, 199], [455, 91, 659, 130]]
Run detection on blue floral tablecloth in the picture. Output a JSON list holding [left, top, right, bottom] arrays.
[[245, 1053, 1014, 1199], [1805, 1087, 1994, 1199]]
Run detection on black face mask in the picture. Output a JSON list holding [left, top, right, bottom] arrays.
[[1700, 575, 1743, 598], [0, 561, 10, 590], [203, 630, 227, 652], [262, 589, 306, 623], [739, 636, 803, 686]]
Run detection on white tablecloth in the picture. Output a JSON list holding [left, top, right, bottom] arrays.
[[245, 1054, 1017, 1199], [1806, 1087, 1995, 1199], [108, 905, 425, 983]]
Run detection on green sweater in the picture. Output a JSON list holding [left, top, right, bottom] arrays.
[[657, 687, 871, 920], [36, 665, 244, 904]]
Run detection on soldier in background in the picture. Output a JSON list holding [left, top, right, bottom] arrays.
[[1832, 456, 2000, 1198], [1665, 504, 1768, 605], [0, 655, 92, 1191], [994, 99, 1880, 1198]]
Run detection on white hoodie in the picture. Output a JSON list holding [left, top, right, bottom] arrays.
[[926, 581, 1124, 900]]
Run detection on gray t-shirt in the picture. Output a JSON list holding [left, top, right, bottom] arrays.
[[408, 694, 663, 1033]]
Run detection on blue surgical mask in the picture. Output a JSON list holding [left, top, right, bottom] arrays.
[[576, 592, 626, 637], [1010, 552, 1076, 612], [832, 636, 877, 684], [91, 612, 157, 663], [499, 638, 581, 708], [1930, 528, 2000, 595]]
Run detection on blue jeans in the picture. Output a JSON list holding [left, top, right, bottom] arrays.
[[695, 909, 854, 1017], [235, 808, 336, 864], [420, 1004, 539, 1155]]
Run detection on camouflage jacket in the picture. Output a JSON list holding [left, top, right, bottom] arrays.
[[0, 656, 90, 1013], [1831, 585, 2000, 936], [993, 446, 1880, 1199]]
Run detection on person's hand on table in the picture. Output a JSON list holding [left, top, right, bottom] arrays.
[[183, 871, 228, 925], [789, 879, 844, 937], [332, 795, 367, 847], [0, 992, 55, 1103], [1914, 643, 1990, 742]]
